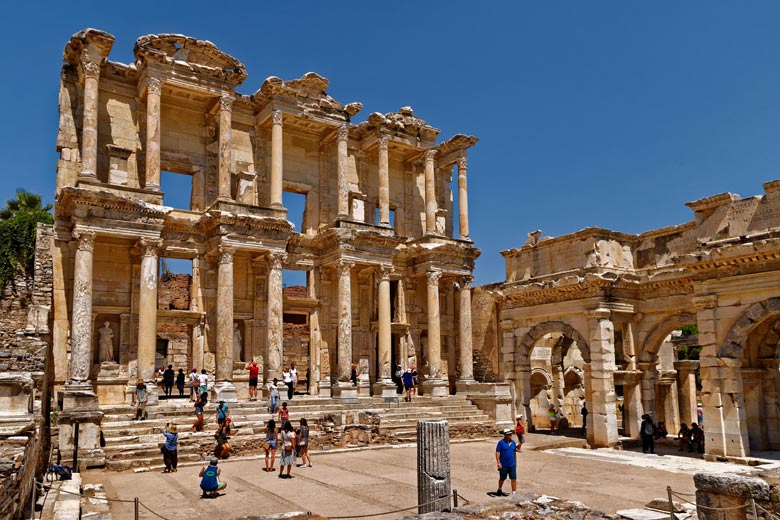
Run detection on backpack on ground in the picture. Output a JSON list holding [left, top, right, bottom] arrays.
[[52, 464, 72, 481]]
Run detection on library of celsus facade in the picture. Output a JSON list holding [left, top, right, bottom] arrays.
[[473, 181, 780, 456], [52, 28, 480, 461]]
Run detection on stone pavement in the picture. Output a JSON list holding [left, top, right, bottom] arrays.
[[78, 434, 754, 519]]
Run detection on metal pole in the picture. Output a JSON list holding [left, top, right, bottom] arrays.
[[666, 486, 675, 520], [452, 489, 458, 509], [134, 497, 139, 520], [72, 421, 80, 473]]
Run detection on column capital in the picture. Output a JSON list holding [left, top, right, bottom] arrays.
[[267, 251, 287, 270], [586, 308, 611, 320], [218, 245, 235, 264], [693, 295, 718, 310], [378, 134, 389, 152], [426, 269, 443, 286], [145, 76, 162, 96], [456, 156, 467, 170], [461, 274, 474, 289], [335, 259, 355, 277], [424, 149, 438, 162], [272, 110, 283, 125], [72, 230, 96, 252], [377, 263, 393, 281], [338, 123, 349, 141], [80, 59, 101, 80], [219, 94, 235, 111], [137, 237, 162, 257]]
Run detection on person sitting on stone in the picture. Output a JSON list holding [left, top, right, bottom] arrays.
[[214, 419, 232, 459], [677, 423, 691, 451], [654, 420, 668, 440], [689, 422, 704, 453], [199, 457, 227, 498]]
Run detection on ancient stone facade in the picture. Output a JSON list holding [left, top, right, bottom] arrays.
[[475, 181, 780, 454], [52, 28, 479, 438]]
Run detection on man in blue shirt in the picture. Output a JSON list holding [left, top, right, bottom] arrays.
[[494, 428, 518, 497]]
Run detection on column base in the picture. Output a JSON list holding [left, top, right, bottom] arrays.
[[318, 379, 332, 398], [58, 384, 105, 468], [373, 380, 398, 398], [144, 382, 160, 407], [421, 379, 449, 398], [358, 378, 371, 397], [211, 381, 238, 403], [332, 381, 358, 399]]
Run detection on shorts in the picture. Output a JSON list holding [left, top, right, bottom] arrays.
[[218, 417, 226, 425], [516, 434, 525, 444], [266, 439, 277, 449], [499, 466, 517, 481], [249, 378, 258, 388], [404, 384, 414, 390]]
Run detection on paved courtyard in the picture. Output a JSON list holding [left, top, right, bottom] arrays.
[[80, 433, 777, 519]]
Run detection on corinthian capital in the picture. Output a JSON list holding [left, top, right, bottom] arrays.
[[377, 264, 393, 281], [218, 245, 235, 264], [267, 251, 287, 271], [424, 149, 438, 162], [378, 135, 389, 152], [138, 238, 162, 257], [146, 76, 162, 96], [456, 156, 468, 170], [336, 259, 355, 277], [426, 269, 443, 286], [272, 110, 283, 125], [72, 230, 96, 252], [80, 59, 101, 80], [219, 95, 235, 112], [461, 274, 474, 290], [338, 123, 349, 141]]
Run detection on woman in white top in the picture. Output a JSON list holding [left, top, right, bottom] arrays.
[[282, 366, 294, 400], [278, 421, 296, 479], [189, 369, 199, 401]]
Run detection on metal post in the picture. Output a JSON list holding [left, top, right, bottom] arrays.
[[134, 497, 139, 520], [72, 421, 80, 473], [667, 486, 675, 520], [452, 489, 458, 509]]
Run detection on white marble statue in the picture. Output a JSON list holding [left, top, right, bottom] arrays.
[[98, 321, 115, 362], [233, 322, 243, 362]]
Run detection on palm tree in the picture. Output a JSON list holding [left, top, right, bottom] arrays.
[[0, 189, 53, 293], [0, 189, 52, 221]]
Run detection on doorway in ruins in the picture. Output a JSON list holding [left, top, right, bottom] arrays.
[[527, 332, 586, 433], [283, 269, 312, 394], [155, 258, 198, 383]]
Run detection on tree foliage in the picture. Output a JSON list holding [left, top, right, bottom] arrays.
[[0, 189, 53, 292]]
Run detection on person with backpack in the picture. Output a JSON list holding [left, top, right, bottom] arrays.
[[402, 368, 415, 402], [133, 379, 147, 421], [514, 414, 526, 452], [640, 414, 656, 454], [278, 421, 296, 479], [216, 400, 230, 428], [176, 368, 186, 397], [189, 368, 199, 401], [161, 424, 178, 472], [192, 392, 207, 432], [690, 422, 705, 453]]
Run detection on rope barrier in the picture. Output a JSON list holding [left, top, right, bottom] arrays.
[[755, 502, 780, 520], [138, 500, 176, 520], [328, 496, 453, 519], [670, 490, 752, 512]]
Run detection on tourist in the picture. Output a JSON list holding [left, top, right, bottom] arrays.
[[697, 403, 704, 425], [199, 369, 209, 395], [402, 368, 415, 402], [161, 424, 178, 473], [640, 414, 656, 454], [514, 414, 525, 452], [296, 418, 311, 467], [157, 366, 165, 390], [655, 420, 668, 440], [394, 365, 404, 394], [282, 366, 294, 400], [247, 360, 260, 401], [263, 419, 278, 472], [278, 401, 290, 428], [176, 368, 186, 397], [290, 362, 298, 395], [279, 421, 296, 479], [268, 377, 280, 413], [216, 400, 230, 427], [199, 457, 227, 498], [192, 392, 206, 432], [350, 363, 358, 386], [163, 364, 175, 397], [690, 422, 704, 453], [548, 406, 557, 434], [189, 368, 199, 401], [214, 419, 231, 459], [133, 379, 147, 421], [677, 423, 691, 451], [494, 428, 518, 497], [580, 403, 588, 436]]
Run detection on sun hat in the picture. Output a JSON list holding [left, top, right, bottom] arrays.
[[516, 414, 523, 419], [167, 424, 178, 433], [502, 428, 513, 435]]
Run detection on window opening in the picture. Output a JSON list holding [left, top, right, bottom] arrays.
[[161, 170, 193, 210], [283, 191, 307, 233], [158, 258, 193, 310], [282, 269, 307, 290]]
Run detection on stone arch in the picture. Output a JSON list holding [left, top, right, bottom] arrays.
[[719, 297, 780, 359], [640, 312, 697, 363], [517, 321, 591, 364], [530, 367, 552, 387]]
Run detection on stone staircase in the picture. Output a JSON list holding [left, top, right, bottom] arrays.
[[98, 394, 494, 470]]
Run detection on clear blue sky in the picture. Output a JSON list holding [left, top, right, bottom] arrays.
[[3, 2, 780, 284]]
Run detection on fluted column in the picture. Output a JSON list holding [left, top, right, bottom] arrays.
[[424, 150, 438, 234], [270, 110, 284, 208], [426, 269, 442, 379], [215, 245, 235, 383], [69, 231, 95, 383], [79, 60, 101, 180], [458, 276, 474, 381], [136, 238, 161, 383], [336, 259, 354, 382], [337, 124, 350, 218], [456, 157, 469, 239], [266, 251, 286, 382], [378, 134, 390, 226], [143, 77, 162, 190], [217, 95, 235, 200], [377, 265, 392, 381]]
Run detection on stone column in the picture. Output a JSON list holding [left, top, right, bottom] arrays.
[[423, 269, 447, 397], [266, 251, 285, 383], [638, 362, 657, 419], [374, 265, 395, 397], [456, 157, 469, 240], [675, 360, 699, 427], [270, 110, 284, 208], [333, 259, 356, 398], [308, 268, 321, 396], [622, 321, 637, 371], [622, 372, 643, 439], [69, 231, 96, 384], [136, 238, 161, 389], [378, 134, 390, 226], [337, 124, 350, 219], [458, 276, 474, 381], [417, 420, 451, 514], [761, 360, 780, 450], [214, 245, 237, 402], [217, 95, 234, 200], [587, 309, 619, 447], [424, 149, 438, 235], [79, 60, 101, 180], [144, 77, 162, 190]]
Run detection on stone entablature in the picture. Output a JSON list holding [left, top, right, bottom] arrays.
[[481, 181, 780, 455]]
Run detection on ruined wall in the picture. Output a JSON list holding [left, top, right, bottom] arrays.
[[471, 285, 499, 382]]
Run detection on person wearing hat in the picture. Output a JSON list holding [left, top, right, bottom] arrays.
[[494, 428, 518, 497], [133, 379, 147, 421], [640, 414, 656, 454], [514, 414, 526, 452], [161, 424, 179, 472], [199, 457, 227, 498]]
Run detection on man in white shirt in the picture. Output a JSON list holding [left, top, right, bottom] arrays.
[[290, 363, 298, 397]]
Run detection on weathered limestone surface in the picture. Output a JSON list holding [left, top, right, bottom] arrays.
[[417, 420, 451, 514]]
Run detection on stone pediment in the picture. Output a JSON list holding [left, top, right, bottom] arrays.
[[134, 33, 247, 85], [253, 72, 362, 120], [359, 107, 440, 144]]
